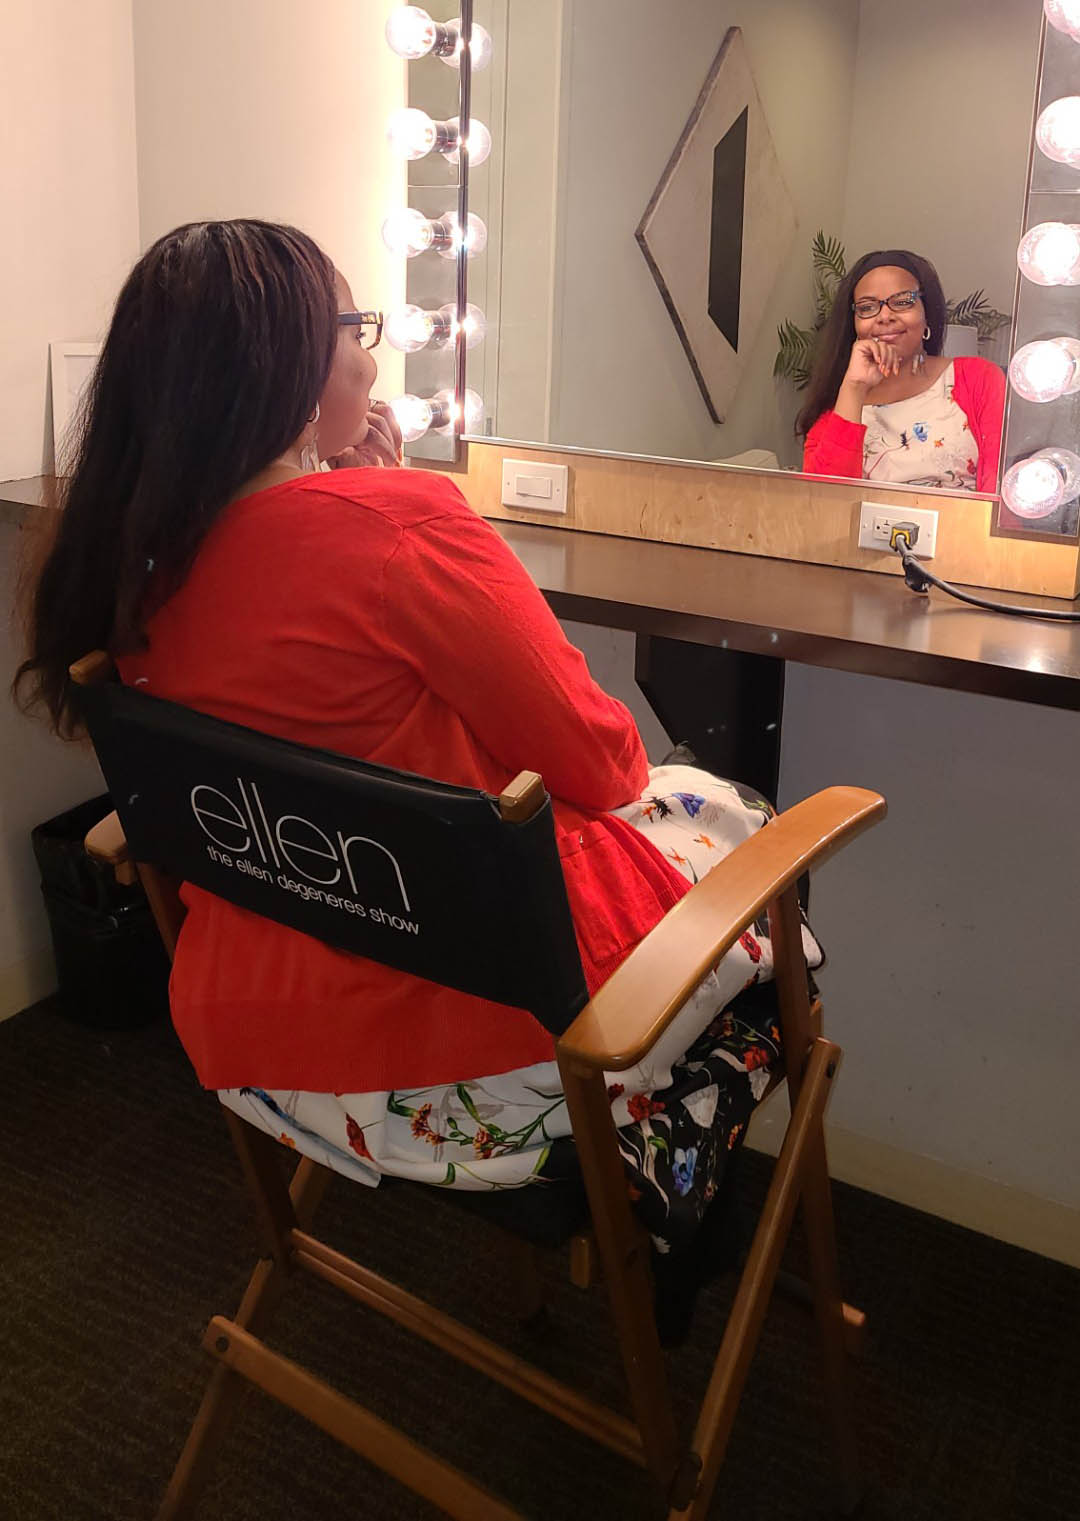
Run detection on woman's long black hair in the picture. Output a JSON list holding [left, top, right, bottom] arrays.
[[795, 248, 947, 438], [14, 219, 338, 736]]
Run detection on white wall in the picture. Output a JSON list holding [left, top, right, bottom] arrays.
[[131, 0, 408, 398], [841, 0, 1038, 322], [0, 0, 138, 1016], [0, 0, 140, 481]]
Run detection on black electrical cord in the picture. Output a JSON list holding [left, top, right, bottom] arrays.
[[890, 536, 1080, 622]]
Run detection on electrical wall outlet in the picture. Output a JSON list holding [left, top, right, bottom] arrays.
[[501, 458, 569, 513], [857, 501, 939, 558]]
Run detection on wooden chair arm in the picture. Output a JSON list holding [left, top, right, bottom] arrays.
[[85, 810, 138, 887], [556, 785, 885, 1073]]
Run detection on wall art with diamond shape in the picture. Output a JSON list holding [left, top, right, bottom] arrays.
[[635, 27, 797, 424]]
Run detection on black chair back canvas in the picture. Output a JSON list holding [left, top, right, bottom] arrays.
[[76, 683, 588, 1035]]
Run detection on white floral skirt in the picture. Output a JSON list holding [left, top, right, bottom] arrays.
[[219, 766, 821, 1222]]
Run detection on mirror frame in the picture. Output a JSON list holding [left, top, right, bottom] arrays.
[[461, 3, 1077, 544]]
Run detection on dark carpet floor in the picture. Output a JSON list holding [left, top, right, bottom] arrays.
[[1, 998, 1078, 1521]]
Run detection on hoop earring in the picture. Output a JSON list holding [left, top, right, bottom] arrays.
[[923, 325, 931, 342], [300, 401, 321, 473]]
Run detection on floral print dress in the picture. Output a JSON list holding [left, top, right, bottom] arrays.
[[862, 361, 979, 491], [219, 765, 822, 1250]]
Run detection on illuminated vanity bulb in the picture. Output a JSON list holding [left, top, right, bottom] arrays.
[[437, 302, 487, 349], [1016, 221, 1080, 285], [434, 211, 488, 260], [384, 6, 438, 58], [380, 207, 435, 258], [388, 393, 435, 443], [1008, 337, 1080, 402], [442, 117, 493, 167], [440, 18, 494, 70], [1045, 0, 1080, 42], [1036, 97, 1080, 167], [1034, 446, 1080, 500], [432, 387, 484, 435], [384, 305, 439, 353], [386, 107, 439, 160], [1002, 456, 1068, 518]]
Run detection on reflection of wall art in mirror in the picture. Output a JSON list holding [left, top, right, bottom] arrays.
[[635, 27, 796, 424]]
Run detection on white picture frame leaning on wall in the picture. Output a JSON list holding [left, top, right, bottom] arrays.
[[48, 341, 102, 466]]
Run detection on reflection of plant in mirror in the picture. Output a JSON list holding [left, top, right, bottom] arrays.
[[944, 289, 1011, 341], [774, 231, 846, 389]]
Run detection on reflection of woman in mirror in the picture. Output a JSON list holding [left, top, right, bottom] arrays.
[[798, 249, 1005, 492]]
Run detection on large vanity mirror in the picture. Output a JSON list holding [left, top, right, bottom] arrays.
[[461, 0, 1044, 503]]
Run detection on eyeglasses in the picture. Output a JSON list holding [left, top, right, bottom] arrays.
[[337, 310, 384, 349], [852, 289, 923, 320]]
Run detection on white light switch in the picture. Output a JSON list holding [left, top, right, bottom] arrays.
[[501, 458, 569, 513]]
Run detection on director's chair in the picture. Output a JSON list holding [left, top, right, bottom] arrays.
[[70, 649, 885, 1520]]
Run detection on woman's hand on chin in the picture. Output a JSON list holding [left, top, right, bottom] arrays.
[[325, 401, 404, 469], [844, 337, 901, 392]]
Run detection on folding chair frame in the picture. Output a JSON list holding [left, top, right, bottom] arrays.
[[72, 650, 885, 1520]]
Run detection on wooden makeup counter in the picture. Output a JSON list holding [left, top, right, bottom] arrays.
[[488, 517, 1080, 798], [8, 468, 1080, 794]]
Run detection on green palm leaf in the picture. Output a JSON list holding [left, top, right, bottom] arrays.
[[811, 230, 847, 285], [775, 231, 846, 391]]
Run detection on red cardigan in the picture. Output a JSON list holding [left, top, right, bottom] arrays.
[[802, 355, 1005, 494], [117, 470, 690, 1092]]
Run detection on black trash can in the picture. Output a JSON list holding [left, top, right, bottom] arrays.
[[31, 793, 171, 1029]]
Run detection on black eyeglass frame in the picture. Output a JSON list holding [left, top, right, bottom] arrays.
[[337, 310, 384, 349], [851, 288, 924, 320]]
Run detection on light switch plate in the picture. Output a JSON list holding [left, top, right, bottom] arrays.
[[501, 458, 569, 513]]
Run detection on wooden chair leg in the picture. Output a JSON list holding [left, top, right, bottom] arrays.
[[156, 1131, 330, 1520], [223, 1111, 299, 1266], [568, 1231, 601, 1290], [557, 1056, 682, 1492], [799, 1132, 863, 1513], [667, 1038, 841, 1521], [774, 1270, 867, 1360], [770, 883, 862, 1512]]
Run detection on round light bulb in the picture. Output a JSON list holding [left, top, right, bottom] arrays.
[[1034, 446, 1080, 500], [1008, 338, 1080, 402], [384, 305, 437, 353], [437, 302, 487, 349], [384, 6, 437, 58], [432, 387, 484, 435], [1002, 456, 1067, 519], [1045, 0, 1080, 42], [439, 18, 494, 70], [380, 207, 434, 258], [434, 211, 488, 260], [461, 387, 484, 432], [1036, 97, 1080, 167], [386, 107, 437, 160], [1016, 222, 1080, 286], [442, 117, 492, 167], [389, 393, 434, 443]]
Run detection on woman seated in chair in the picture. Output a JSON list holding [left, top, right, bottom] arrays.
[[16, 220, 819, 1324]]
